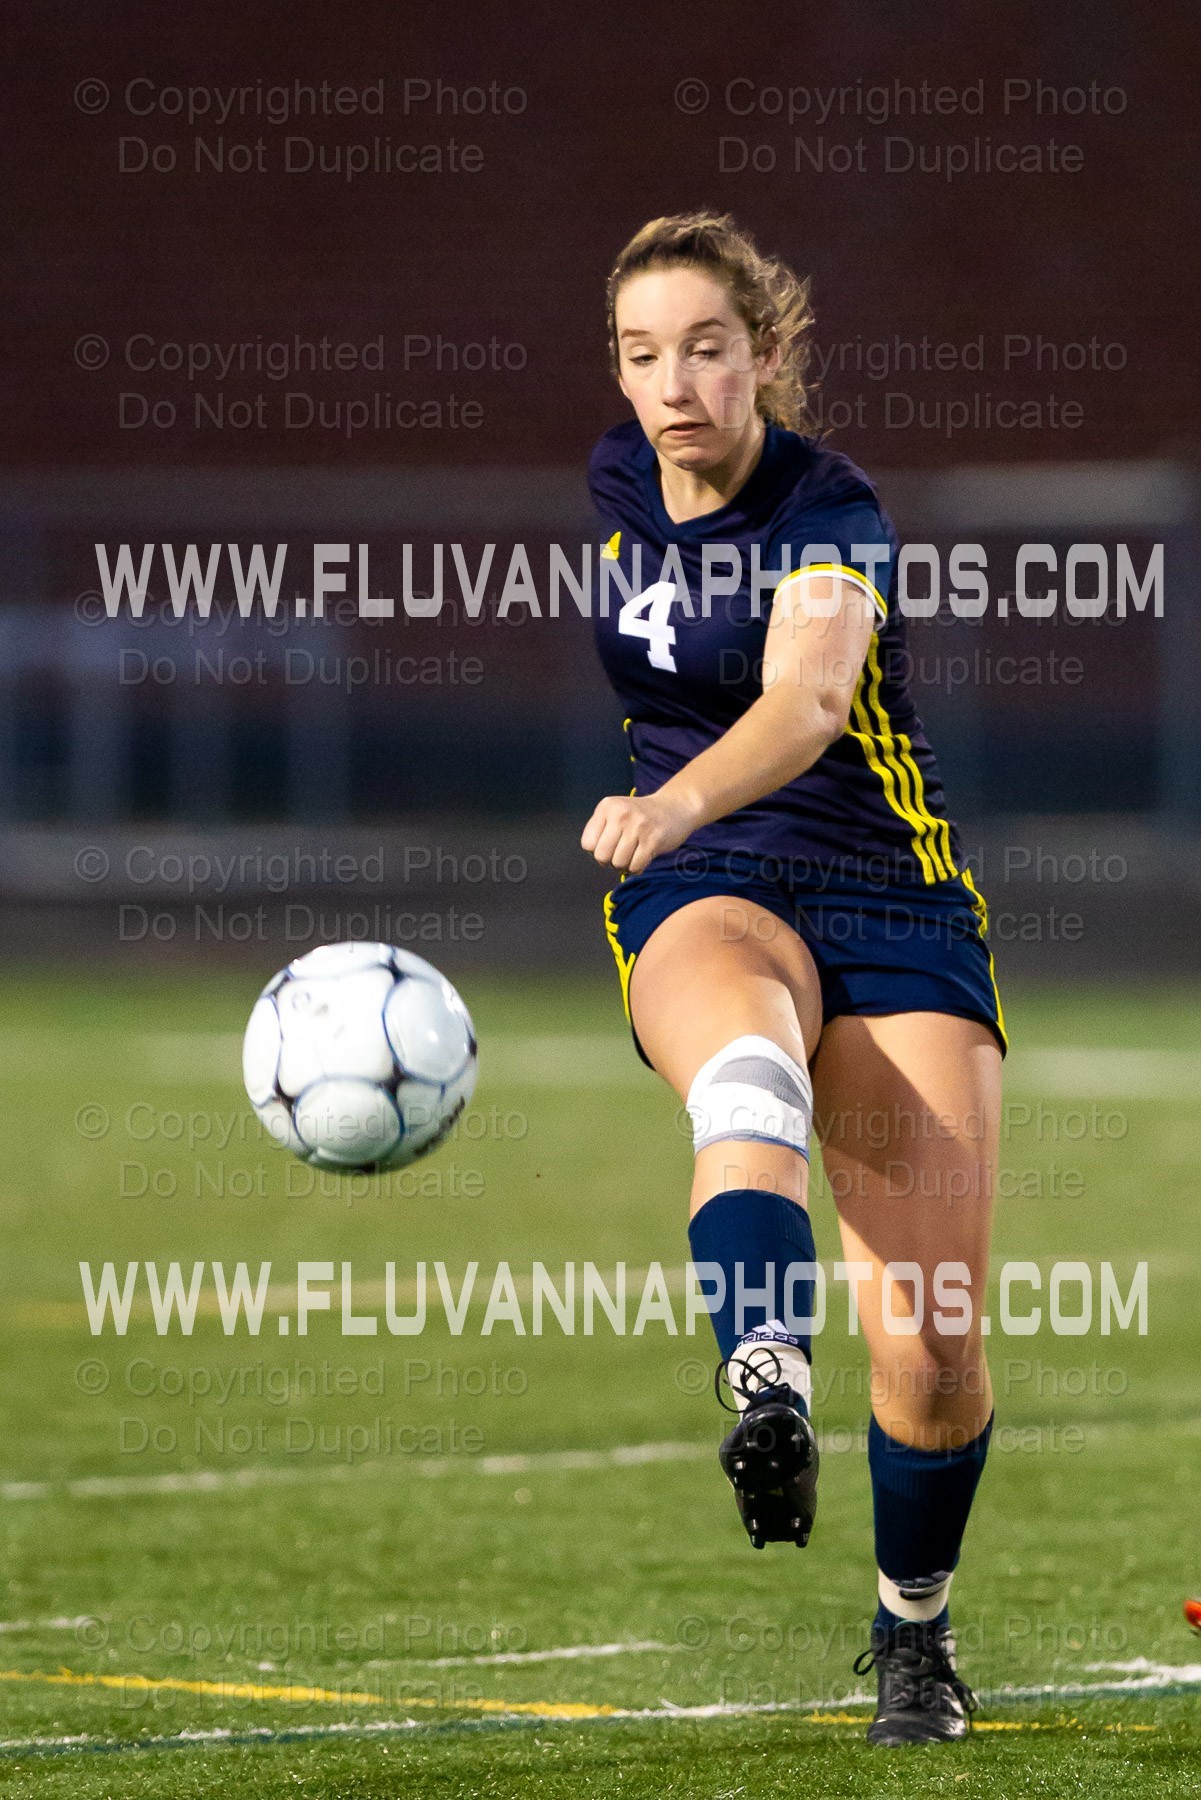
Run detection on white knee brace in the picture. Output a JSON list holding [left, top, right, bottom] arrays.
[[685, 1034, 813, 1158]]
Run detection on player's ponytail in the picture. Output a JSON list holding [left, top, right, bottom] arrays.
[[605, 211, 818, 435]]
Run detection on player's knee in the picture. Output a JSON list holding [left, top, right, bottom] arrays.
[[685, 1034, 813, 1160], [872, 1335, 987, 1419]]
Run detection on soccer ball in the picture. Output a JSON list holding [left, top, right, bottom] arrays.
[[242, 942, 477, 1172]]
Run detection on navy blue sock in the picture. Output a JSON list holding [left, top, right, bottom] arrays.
[[868, 1413, 993, 1631], [687, 1188, 818, 1402]]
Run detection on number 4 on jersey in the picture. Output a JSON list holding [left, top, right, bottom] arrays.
[[618, 580, 678, 672]]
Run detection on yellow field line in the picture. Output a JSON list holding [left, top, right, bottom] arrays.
[[974, 1719, 1155, 1733], [0, 1667, 617, 1720], [712, 1715, 1156, 1734], [0, 1669, 1162, 1736]]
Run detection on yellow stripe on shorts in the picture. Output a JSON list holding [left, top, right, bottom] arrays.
[[602, 889, 636, 1020], [959, 864, 1008, 1049]]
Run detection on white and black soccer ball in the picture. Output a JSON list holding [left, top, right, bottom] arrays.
[[242, 942, 477, 1172]]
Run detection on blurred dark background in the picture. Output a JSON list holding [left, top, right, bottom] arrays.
[[2, 1, 1198, 975]]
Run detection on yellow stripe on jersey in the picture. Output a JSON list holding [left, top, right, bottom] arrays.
[[773, 561, 889, 622], [863, 636, 956, 881], [771, 564, 951, 880], [846, 691, 938, 882], [601, 531, 621, 560], [602, 890, 636, 1019], [959, 864, 1008, 1049], [845, 633, 955, 884]]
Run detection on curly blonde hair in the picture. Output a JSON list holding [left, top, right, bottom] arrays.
[[605, 211, 817, 434]]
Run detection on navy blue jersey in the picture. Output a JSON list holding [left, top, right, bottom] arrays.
[[589, 419, 962, 887]]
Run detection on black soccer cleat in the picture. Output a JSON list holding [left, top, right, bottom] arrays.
[[853, 1619, 977, 1746], [716, 1363, 818, 1550]]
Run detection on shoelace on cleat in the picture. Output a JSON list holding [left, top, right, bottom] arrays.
[[853, 1632, 978, 1727], [714, 1344, 787, 1414]]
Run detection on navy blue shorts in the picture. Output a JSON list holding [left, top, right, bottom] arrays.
[[602, 851, 1006, 1069]]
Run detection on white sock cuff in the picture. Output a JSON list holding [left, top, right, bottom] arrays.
[[877, 1569, 954, 1623], [729, 1337, 813, 1413]]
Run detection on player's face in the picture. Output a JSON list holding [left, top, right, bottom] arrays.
[[614, 267, 779, 471]]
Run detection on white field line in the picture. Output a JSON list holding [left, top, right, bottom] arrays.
[[0, 1721, 433, 1755], [0, 1440, 712, 1502], [4, 1028, 1200, 1097], [0, 1032, 647, 1088], [108, 1037, 1201, 1097], [634, 1667, 1201, 1703], [0, 1617, 91, 1634], [4, 1430, 968, 1503], [392, 1658, 1201, 1694], [1005, 1048, 1201, 1099], [0, 1715, 763, 1758], [16, 1631, 1190, 1685], [7, 1415, 1200, 1505], [1085, 1657, 1201, 1682], [132, 1034, 648, 1089], [2, 1668, 1199, 1756], [0, 1030, 645, 1088], [418, 1640, 677, 1668], [120, 1038, 1201, 1099], [0, 1635, 678, 1672], [986, 1668, 1201, 1699]]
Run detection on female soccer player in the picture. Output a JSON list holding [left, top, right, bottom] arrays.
[[582, 213, 1004, 1746]]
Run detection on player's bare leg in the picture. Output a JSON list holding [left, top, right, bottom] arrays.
[[814, 1010, 999, 1448], [628, 893, 822, 1209], [813, 1009, 1001, 1744], [630, 894, 824, 1547]]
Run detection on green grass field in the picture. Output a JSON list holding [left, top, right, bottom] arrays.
[[0, 968, 1198, 1797]]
